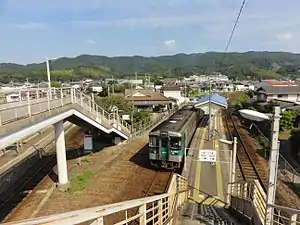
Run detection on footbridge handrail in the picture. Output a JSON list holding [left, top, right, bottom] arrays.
[[229, 180, 300, 225], [0, 87, 179, 138], [2, 174, 188, 225]]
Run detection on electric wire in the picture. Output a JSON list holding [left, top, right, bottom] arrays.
[[218, 0, 247, 70]]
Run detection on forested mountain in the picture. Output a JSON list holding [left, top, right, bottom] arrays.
[[1, 51, 300, 83]]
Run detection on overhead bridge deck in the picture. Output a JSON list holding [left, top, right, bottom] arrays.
[[0, 88, 131, 150]]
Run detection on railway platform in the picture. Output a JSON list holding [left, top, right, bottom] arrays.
[[178, 113, 243, 225]]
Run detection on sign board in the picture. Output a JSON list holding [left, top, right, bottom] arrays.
[[199, 149, 216, 162], [122, 114, 130, 120], [84, 135, 93, 152]]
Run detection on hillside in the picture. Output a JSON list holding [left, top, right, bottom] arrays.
[[1, 51, 300, 83]]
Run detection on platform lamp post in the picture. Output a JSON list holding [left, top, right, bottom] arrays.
[[239, 107, 281, 225], [208, 76, 212, 140], [219, 137, 238, 204]]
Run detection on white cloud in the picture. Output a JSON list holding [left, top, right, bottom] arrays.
[[14, 22, 46, 30], [67, 15, 232, 29], [164, 40, 176, 51], [276, 32, 293, 41], [85, 39, 97, 45]]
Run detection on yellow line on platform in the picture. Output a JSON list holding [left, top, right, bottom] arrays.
[[193, 126, 207, 200], [215, 115, 224, 200]]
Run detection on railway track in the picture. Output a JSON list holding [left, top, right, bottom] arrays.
[[225, 109, 267, 189], [225, 108, 290, 224], [146, 171, 174, 196]]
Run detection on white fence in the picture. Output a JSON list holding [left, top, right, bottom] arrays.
[[230, 180, 300, 225]]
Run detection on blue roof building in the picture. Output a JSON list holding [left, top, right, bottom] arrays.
[[194, 93, 227, 115]]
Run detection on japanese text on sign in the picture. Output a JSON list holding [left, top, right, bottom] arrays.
[[199, 150, 216, 162]]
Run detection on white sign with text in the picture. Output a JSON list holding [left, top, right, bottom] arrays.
[[199, 149, 217, 162]]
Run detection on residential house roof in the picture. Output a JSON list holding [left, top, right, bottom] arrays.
[[163, 78, 178, 85], [124, 89, 170, 102], [270, 99, 300, 108], [256, 86, 300, 95], [262, 80, 296, 86], [162, 85, 181, 91]]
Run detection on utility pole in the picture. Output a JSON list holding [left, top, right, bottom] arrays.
[[265, 106, 281, 225], [130, 81, 134, 133], [46, 58, 52, 100], [184, 79, 187, 97], [208, 76, 212, 140], [135, 72, 137, 89], [111, 76, 114, 95]]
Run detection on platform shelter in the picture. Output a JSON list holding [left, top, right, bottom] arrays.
[[194, 93, 227, 115]]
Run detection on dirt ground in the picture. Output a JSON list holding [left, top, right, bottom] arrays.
[[5, 134, 160, 222]]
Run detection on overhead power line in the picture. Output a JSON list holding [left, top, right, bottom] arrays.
[[219, 0, 247, 68]]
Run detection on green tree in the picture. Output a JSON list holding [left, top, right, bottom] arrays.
[[188, 89, 200, 97], [95, 95, 150, 125], [232, 93, 250, 111], [262, 101, 278, 113], [51, 81, 61, 88], [280, 110, 298, 131]]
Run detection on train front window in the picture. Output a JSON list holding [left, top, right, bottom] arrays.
[[161, 138, 168, 148], [170, 137, 181, 148], [149, 136, 158, 147]]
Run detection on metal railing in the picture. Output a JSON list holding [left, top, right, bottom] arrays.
[[278, 154, 300, 186], [0, 88, 178, 138], [229, 180, 300, 225], [2, 173, 188, 225]]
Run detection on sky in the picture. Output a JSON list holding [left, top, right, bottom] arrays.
[[0, 0, 299, 64]]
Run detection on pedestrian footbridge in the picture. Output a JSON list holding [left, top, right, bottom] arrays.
[[0, 87, 176, 186], [3, 176, 300, 225], [0, 87, 132, 150]]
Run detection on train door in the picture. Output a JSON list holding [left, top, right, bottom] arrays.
[[159, 137, 168, 160]]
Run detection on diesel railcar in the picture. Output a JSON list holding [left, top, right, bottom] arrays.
[[148, 105, 202, 170]]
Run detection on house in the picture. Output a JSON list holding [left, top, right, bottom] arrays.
[[124, 89, 172, 111], [233, 82, 255, 91], [161, 85, 187, 105], [163, 78, 179, 86], [256, 86, 300, 103], [255, 80, 297, 89]]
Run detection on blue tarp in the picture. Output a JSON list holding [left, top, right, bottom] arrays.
[[194, 93, 227, 107]]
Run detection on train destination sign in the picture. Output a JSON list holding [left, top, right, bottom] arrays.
[[199, 149, 216, 162]]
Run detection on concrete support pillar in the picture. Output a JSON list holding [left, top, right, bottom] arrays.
[[114, 136, 122, 145], [54, 121, 68, 185]]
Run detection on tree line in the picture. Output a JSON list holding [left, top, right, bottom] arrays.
[[2, 51, 300, 83]]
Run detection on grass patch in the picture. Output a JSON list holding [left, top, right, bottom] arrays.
[[69, 170, 94, 193]]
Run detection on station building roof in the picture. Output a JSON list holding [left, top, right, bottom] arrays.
[[194, 93, 228, 109]]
